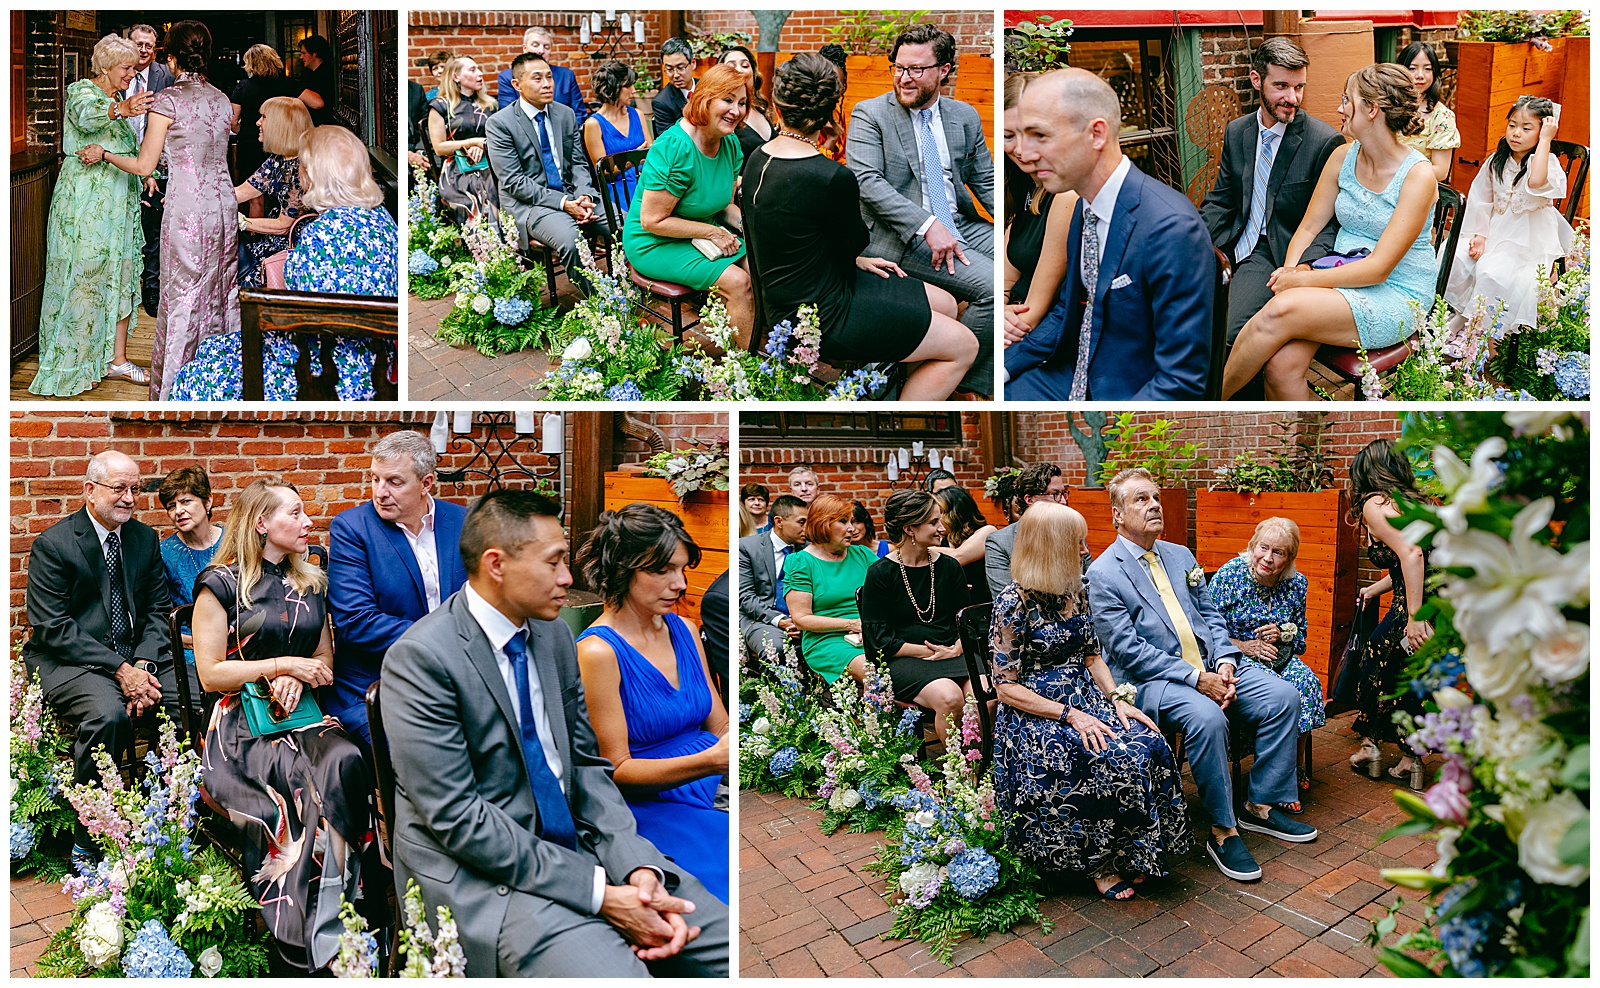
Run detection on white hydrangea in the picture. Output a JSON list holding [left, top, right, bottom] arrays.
[[899, 862, 942, 894], [80, 901, 123, 968]]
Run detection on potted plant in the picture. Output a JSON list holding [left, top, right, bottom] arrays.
[[1196, 414, 1357, 692], [686, 29, 753, 71], [1071, 413, 1198, 557], [1003, 14, 1073, 73]]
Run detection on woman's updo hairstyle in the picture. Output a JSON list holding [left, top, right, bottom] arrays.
[[576, 502, 702, 609], [771, 52, 843, 136], [166, 19, 211, 75], [1350, 63, 1424, 137], [882, 489, 939, 543], [591, 59, 636, 106]]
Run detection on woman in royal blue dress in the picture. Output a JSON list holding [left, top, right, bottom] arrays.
[[990, 502, 1191, 901], [581, 59, 651, 212], [574, 503, 729, 903]]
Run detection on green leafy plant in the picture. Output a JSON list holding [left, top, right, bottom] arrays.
[[1003, 15, 1073, 72], [1211, 413, 1334, 493], [1456, 9, 1588, 42], [406, 167, 472, 301], [434, 209, 564, 356], [810, 663, 918, 835], [686, 30, 753, 61], [10, 648, 76, 879], [641, 442, 730, 498], [1098, 413, 1201, 488], [826, 10, 933, 56], [738, 642, 828, 798]]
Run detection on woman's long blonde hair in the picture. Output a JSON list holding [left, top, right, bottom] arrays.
[[208, 477, 326, 611], [1010, 501, 1087, 599], [300, 125, 384, 211], [438, 55, 494, 115]]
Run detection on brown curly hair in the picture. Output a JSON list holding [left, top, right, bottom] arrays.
[[1348, 63, 1424, 137]]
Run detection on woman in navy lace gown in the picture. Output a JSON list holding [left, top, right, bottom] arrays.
[[989, 502, 1191, 901]]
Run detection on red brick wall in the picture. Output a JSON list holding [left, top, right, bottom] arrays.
[[1199, 26, 1257, 113], [688, 10, 993, 55]]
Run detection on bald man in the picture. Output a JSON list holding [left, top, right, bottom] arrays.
[[1005, 69, 1214, 401], [24, 451, 178, 867]]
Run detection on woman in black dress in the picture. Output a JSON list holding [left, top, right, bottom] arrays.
[[741, 53, 977, 399], [191, 478, 381, 971], [859, 490, 970, 743], [1345, 440, 1433, 790], [230, 44, 290, 185], [427, 55, 499, 224], [1001, 72, 1075, 348], [933, 485, 997, 604]]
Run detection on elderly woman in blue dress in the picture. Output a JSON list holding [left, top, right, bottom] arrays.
[[1209, 516, 1324, 807]]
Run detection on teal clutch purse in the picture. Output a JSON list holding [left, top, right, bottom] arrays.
[[240, 678, 324, 737]]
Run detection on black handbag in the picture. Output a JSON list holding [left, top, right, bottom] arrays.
[[1328, 593, 1380, 710]]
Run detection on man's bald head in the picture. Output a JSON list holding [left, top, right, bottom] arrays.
[[1017, 68, 1125, 197], [86, 450, 139, 485], [84, 451, 142, 529], [1033, 68, 1121, 133]]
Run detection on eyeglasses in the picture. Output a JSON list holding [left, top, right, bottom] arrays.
[[891, 63, 946, 80], [90, 481, 141, 498]]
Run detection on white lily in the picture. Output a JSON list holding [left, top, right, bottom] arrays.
[[1433, 437, 1505, 534]]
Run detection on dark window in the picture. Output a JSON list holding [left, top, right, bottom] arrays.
[[1066, 30, 1182, 192], [740, 411, 961, 445]]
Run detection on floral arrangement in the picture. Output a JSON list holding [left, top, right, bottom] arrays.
[[1491, 229, 1591, 400], [333, 879, 466, 978], [10, 649, 76, 878], [811, 662, 921, 835], [1376, 296, 1515, 401], [1365, 411, 1589, 977], [641, 441, 730, 498], [867, 697, 1051, 966], [405, 167, 470, 300], [36, 713, 269, 978], [983, 467, 1022, 505], [671, 298, 890, 401], [1456, 9, 1587, 43], [434, 209, 565, 357], [738, 641, 826, 798]]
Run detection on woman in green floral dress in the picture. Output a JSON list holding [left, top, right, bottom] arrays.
[[29, 34, 152, 396]]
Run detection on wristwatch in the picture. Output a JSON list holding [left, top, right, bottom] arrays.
[[133, 659, 156, 675], [1056, 706, 1073, 724]]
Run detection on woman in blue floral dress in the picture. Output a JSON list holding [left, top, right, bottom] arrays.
[[989, 503, 1191, 901], [169, 126, 398, 401], [1210, 517, 1324, 806], [234, 96, 312, 287]]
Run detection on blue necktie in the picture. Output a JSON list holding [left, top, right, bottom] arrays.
[[917, 108, 963, 244], [774, 544, 793, 616], [503, 630, 577, 850], [1235, 129, 1278, 262], [534, 111, 565, 193]]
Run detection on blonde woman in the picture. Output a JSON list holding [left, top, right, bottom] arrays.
[[428, 54, 499, 222], [192, 478, 378, 972], [989, 501, 1190, 901], [234, 96, 313, 287], [230, 43, 289, 181]]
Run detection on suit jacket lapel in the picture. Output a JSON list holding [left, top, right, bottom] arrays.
[[891, 96, 923, 198], [1237, 119, 1258, 216], [457, 600, 522, 753], [378, 517, 427, 607], [938, 103, 970, 213], [527, 622, 572, 787], [510, 105, 544, 186], [74, 509, 117, 625], [1118, 540, 1168, 621], [1269, 113, 1305, 198], [1087, 169, 1139, 367]]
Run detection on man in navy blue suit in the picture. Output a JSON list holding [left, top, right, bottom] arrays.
[[328, 431, 468, 744], [497, 25, 587, 128], [1005, 69, 1214, 400]]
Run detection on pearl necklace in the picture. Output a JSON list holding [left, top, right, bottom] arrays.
[[898, 550, 937, 623]]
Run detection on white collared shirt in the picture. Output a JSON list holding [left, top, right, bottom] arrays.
[[87, 510, 120, 549], [910, 96, 962, 238], [1082, 155, 1134, 265], [768, 529, 791, 582], [1117, 535, 1203, 688], [395, 496, 441, 611]]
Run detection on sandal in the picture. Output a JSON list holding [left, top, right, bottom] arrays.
[[1099, 881, 1137, 901], [105, 361, 149, 385], [1278, 801, 1304, 814]]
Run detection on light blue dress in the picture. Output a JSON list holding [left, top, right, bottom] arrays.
[[1332, 142, 1437, 348], [576, 616, 728, 903]]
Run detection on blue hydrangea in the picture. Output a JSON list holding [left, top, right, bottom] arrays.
[[896, 707, 923, 736], [10, 821, 37, 860], [605, 381, 644, 401], [738, 702, 753, 723], [858, 778, 880, 810], [408, 249, 440, 276], [122, 920, 194, 978], [493, 295, 534, 326], [946, 847, 1001, 901], [1553, 352, 1590, 399], [768, 746, 800, 777]]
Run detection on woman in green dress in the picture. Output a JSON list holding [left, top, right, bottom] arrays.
[[29, 34, 153, 396], [781, 493, 877, 684], [622, 63, 755, 348]]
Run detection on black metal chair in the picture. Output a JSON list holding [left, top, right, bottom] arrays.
[[595, 147, 702, 339], [1206, 246, 1232, 400], [954, 602, 998, 774], [168, 604, 206, 753], [363, 679, 402, 977], [1550, 140, 1591, 226]]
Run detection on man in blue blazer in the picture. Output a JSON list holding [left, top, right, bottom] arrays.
[[1087, 468, 1314, 883], [1006, 69, 1214, 400], [496, 25, 588, 128], [328, 431, 468, 744]]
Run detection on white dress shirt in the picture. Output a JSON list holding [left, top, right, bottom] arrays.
[[910, 96, 962, 238], [1082, 155, 1134, 268], [395, 496, 441, 611], [87, 510, 121, 549], [768, 530, 791, 581]]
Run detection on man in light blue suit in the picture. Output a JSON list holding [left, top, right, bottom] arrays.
[[1006, 69, 1213, 400], [1087, 468, 1314, 882], [328, 431, 468, 744]]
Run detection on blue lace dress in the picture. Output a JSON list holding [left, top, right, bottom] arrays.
[[576, 615, 728, 903], [1332, 142, 1438, 348], [159, 526, 223, 665], [989, 584, 1192, 879], [1209, 557, 1325, 735]]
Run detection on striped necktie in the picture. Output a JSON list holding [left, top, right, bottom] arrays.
[[1235, 129, 1279, 263]]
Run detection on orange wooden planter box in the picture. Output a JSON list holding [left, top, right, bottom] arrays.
[[603, 472, 730, 625], [1070, 487, 1189, 559], [1194, 490, 1359, 693]]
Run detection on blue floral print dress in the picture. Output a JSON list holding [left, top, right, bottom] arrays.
[[989, 583, 1192, 879], [1209, 556, 1325, 735]]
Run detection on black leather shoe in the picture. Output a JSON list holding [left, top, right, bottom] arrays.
[[143, 286, 159, 318]]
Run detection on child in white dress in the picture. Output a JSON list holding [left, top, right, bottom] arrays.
[[1445, 96, 1574, 333]]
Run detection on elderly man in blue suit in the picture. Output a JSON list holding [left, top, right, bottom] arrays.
[[1087, 468, 1314, 882], [1006, 69, 1213, 400], [328, 430, 468, 744], [497, 26, 587, 127]]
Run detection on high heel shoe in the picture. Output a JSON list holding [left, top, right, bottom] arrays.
[[1390, 758, 1427, 791], [1350, 740, 1382, 779]]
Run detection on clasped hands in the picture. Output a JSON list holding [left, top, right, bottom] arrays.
[[1266, 262, 1316, 294], [561, 194, 597, 223], [1196, 666, 1238, 710], [600, 868, 700, 961], [114, 661, 163, 718], [268, 657, 334, 715], [1238, 622, 1284, 663]]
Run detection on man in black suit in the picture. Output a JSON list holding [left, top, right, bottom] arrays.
[[737, 495, 808, 662], [1201, 36, 1345, 397], [126, 23, 175, 317], [24, 451, 177, 864], [651, 38, 695, 138], [700, 570, 730, 706]]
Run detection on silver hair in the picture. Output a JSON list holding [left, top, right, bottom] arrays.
[[92, 34, 139, 75], [524, 26, 554, 46], [371, 430, 437, 480], [1106, 467, 1155, 512], [85, 450, 136, 485]]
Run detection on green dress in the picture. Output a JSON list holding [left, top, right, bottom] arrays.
[[30, 79, 144, 397], [621, 121, 745, 290], [782, 544, 877, 682]]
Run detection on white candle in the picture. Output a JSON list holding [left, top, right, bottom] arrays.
[[452, 410, 472, 434], [942, 454, 955, 473], [886, 458, 899, 481], [514, 411, 537, 434], [634, 18, 645, 43], [926, 448, 939, 469], [591, 12, 602, 33], [897, 448, 910, 469], [542, 413, 564, 454], [605, 9, 616, 22], [911, 441, 923, 458], [620, 13, 630, 32], [580, 20, 591, 44], [430, 411, 449, 454]]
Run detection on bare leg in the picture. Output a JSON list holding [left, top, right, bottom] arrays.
[[1221, 287, 1359, 398], [911, 678, 966, 743], [110, 314, 132, 367], [1262, 339, 1322, 401], [844, 655, 868, 683], [901, 284, 978, 400], [714, 262, 754, 351]]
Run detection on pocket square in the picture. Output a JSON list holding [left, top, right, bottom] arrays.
[[1109, 273, 1133, 290]]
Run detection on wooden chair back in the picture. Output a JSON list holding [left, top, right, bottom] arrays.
[[954, 601, 998, 774], [239, 289, 400, 401]]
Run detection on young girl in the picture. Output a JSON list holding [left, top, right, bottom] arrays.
[[1445, 97, 1574, 333]]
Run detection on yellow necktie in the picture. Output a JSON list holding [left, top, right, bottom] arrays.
[[1143, 550, 1203, 671]]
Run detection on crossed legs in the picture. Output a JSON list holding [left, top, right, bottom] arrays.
[[901, 283, 979, 400], [1221, 286, 1360, 400]]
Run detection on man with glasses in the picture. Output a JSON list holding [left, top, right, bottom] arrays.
[[651, 38, 696, 138], [124, 23, 174, 318], [846, 22, 995, 396], [984, 462, 1064, 592], [24, 451, 178, 869]]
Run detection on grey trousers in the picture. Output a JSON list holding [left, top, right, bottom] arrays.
[[520, 205, 612, 297]]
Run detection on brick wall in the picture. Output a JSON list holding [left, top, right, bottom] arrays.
[[408, 9, 672, 97], [1199, 26, 1257, 112], [687, 10, 993, 55], [24, 11, 99, 152], [10, 411, 724, 635]]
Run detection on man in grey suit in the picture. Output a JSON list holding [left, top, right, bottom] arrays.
[[846, 23, 995, 396], [1201, 37, 1345, 398], [486, 52, 609, 296], [381, 489, 728, 977], [127, 23, 174, 317], [1086, 468, 1314, 883], [983, 462, 1063, 594], [738, 495, 808, 661]]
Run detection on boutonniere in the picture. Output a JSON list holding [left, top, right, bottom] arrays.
[[1185, 565, 1204, 589]]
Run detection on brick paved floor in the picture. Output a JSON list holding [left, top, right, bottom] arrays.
[[740, 711, 1436, 978], [10, 874, 74, 977]]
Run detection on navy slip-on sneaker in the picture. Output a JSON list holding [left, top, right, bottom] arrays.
[[1206, 834, 1262, 881], [1237, 804, 1319, 843]]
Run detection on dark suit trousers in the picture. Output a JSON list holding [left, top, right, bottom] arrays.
[[1224, 243, 1276, 401], [524, 207, 612, 297], [897, 215, 995, 395], [140, 177, 168, 293]]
